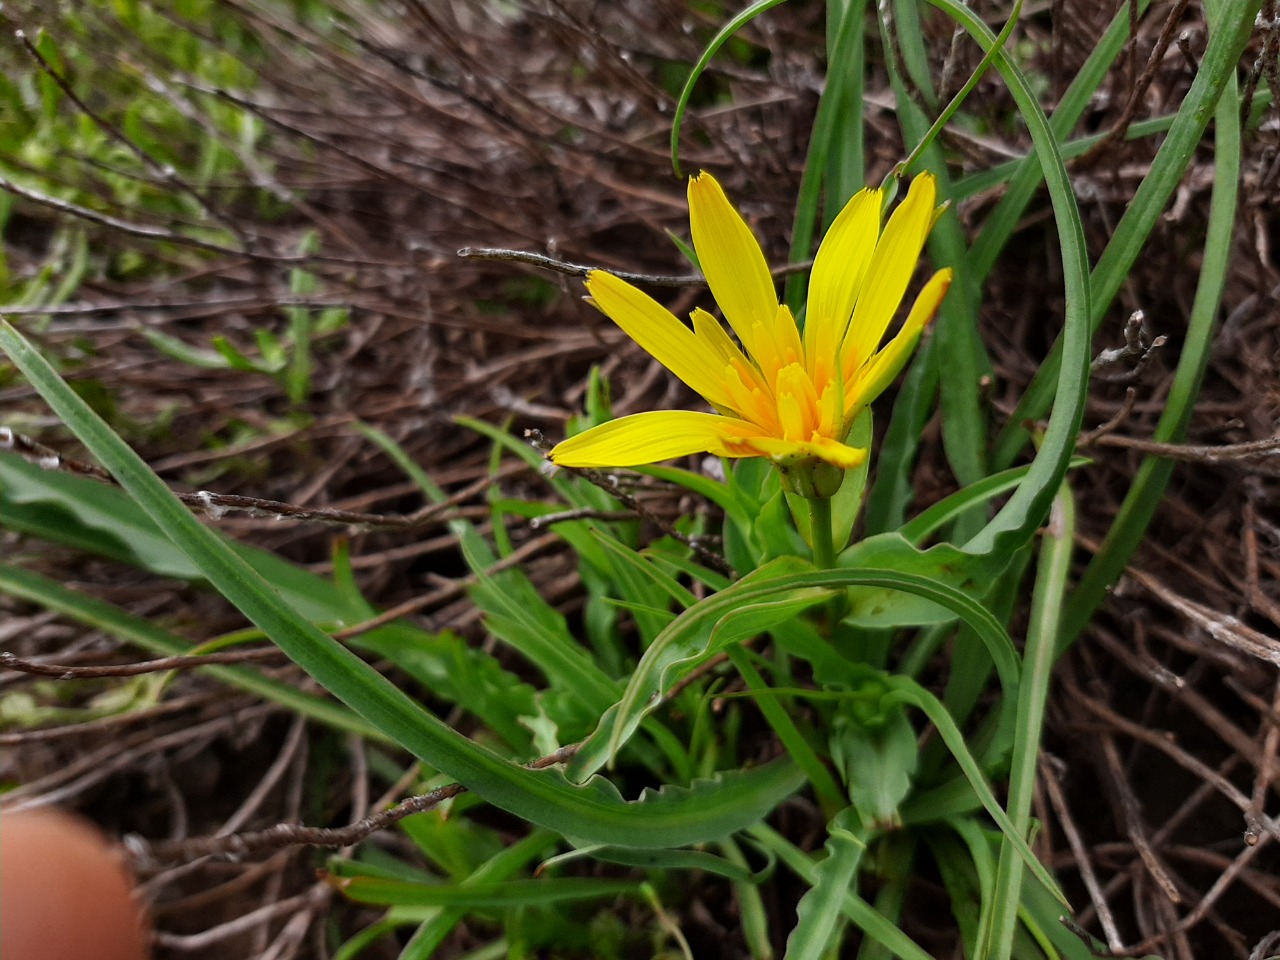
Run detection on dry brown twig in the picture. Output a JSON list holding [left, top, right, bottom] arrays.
[[458, 246, 815, 287], [0, 425, 501, 529], [129, 743, 583, 867], [525, 428, 735, 578]]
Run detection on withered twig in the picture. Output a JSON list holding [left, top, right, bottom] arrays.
[[1125, 836, 1273, 958], [459, 246, 813, 288], [1075, 0, 1193, 165], [1098, 733, 1183, 905], [1041, 755, 1124, 952], [1245, 675, 1280, 846], [150, 888, 325, 952], [1242, 0, 1280, 125], [1084, 434, 1280, 468], [0, 296, 362, 317], [1, 426, 500, 530], [1243, 494, 1280, 631], [1090, 310, 1167, 383], [1120, 561, 1280, 667], [1079, 387, 1138, 445], [1, 426, 113, 481], [527, 429, 734, 578], [132, 742, 582, 865], [0, 174, 383, 267], [0, 648, 284, 678]]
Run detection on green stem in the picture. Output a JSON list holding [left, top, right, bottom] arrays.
[[808, 496, 845, 628], [809, 496, 836, 569]]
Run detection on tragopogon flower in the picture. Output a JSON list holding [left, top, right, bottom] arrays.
[[550, 171, 952, 497]]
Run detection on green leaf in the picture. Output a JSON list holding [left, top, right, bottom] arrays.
[[0, 452, 201, 579], [570, 556, 831, 778], [331, 875, 640, 909], [570, 558, 1020, 781], [837, 532, 1002, 628], [783, 809, 865, 960], [830, 700, 918, 831], [540, 843, 770, 887]]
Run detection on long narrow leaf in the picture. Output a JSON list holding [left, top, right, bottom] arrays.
[[0, 316, 805, 849], [921, 0, 1091, 559]]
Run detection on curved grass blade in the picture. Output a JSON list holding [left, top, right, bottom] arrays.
[[897, 458, 1089, 545], [669, 0, 789, 177], [921, 0, 1092, 559], [966, 0, 1152, 284], [880, 677, 1064, 910], [991, 0, 1263, 467]]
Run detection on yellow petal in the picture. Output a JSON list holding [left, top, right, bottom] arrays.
[[750, 303, 804, 387], [804, 187, 881, 373], [586, 271, 735, 410], [691, 307, 751, 375], [842, 173, 938, 369], [847, 268, 952, 414], [722, 361, 779, 433], [549, 410, 768, 468], [774, 362, 821, 442], [688, 172, 778, 361], [744, 434, 868, 470]]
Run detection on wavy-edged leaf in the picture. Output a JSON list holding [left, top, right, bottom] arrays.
[[541, 842, 772, 887], [570, 559, 1020, 780], [783, 809, 864, 960], [837, 532, 1004, 628], [330, 874, 640, 908]]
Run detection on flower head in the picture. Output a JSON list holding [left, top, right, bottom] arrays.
[[550, 171, 952, 495]]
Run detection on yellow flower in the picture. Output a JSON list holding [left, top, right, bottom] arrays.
[[550, 171, 952, 489]]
